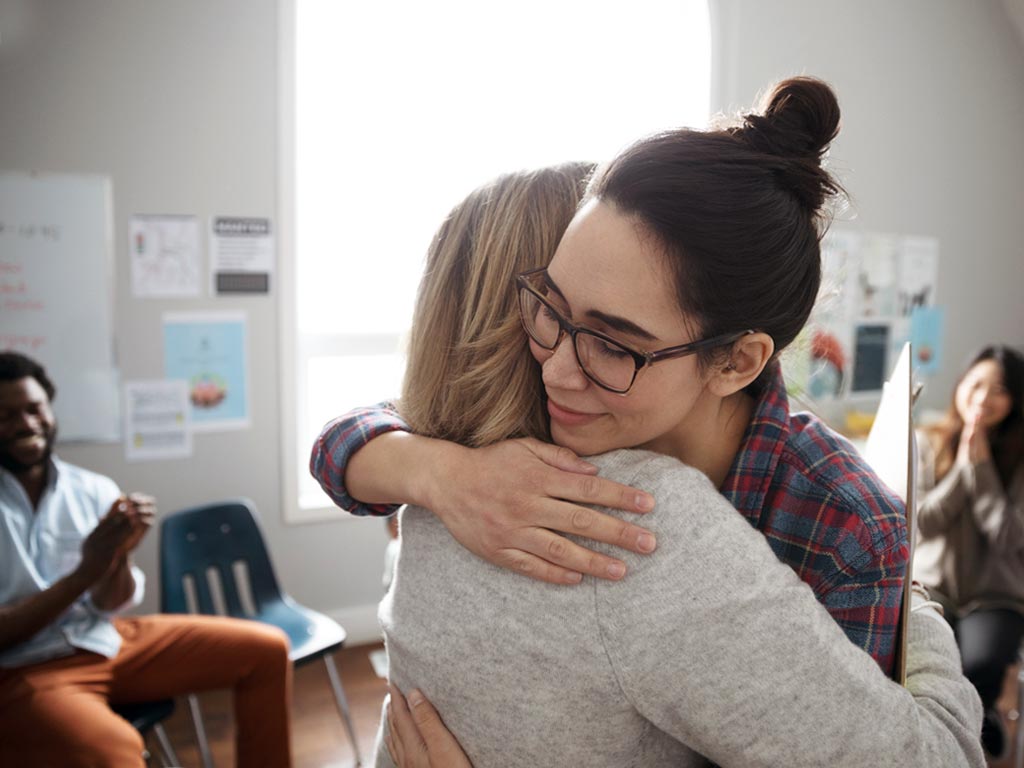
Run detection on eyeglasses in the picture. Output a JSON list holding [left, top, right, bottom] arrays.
[[516, 267, 754, 394]]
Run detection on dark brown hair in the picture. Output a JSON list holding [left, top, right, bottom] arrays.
[[589, 76, 843, 385], [0, 351, 56, 401], [926, 345, 1024, 486]]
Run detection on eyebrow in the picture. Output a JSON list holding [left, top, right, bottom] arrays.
[[544, 274, 659, 342]]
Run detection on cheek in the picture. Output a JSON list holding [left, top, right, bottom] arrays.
[[990, 394, 1014, 422], [604, 371, 693, 427], [954, 384, 972, 416]]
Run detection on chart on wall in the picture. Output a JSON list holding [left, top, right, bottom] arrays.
[[0, 172, 119, 441], [791, 229, 942, 401]]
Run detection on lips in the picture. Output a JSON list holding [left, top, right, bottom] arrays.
[[546, 398, 602, 427], [3, 432, 45, 448]]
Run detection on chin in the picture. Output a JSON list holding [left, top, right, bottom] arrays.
[[550, 424, 613, 458]]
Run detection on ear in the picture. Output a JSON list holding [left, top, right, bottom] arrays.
[[707, 332, 775, 397]]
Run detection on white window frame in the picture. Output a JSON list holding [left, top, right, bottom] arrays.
[[279, 0, 711, 524]]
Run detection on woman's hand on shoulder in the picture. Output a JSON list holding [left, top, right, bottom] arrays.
[[425, 437, 657, 584]]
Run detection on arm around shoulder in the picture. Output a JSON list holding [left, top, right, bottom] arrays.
[[309, 402, 410, 515]]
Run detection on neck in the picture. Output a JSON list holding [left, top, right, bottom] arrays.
[[11, 462, 48, 510], [645, 390, 754, 489]]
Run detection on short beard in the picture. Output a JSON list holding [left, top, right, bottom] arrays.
[[0, 423, 57, 475]]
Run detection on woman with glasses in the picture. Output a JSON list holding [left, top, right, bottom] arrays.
[[314, 76, 908, 674], [354, 155, 980, 767]]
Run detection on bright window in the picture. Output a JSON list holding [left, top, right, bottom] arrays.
[[283, 0, 711, 521]]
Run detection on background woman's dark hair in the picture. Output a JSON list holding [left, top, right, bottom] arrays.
[[929, 345, 1024, 485], [0, 351, 57, 401], [589, 76, 843, 386]]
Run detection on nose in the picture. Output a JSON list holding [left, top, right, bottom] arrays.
[[13, 410, 38, 432], [541, 334, 589, 391], [970, 385, 994, 406]]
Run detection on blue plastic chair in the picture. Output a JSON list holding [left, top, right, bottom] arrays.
[[160, 498, 363, 767]]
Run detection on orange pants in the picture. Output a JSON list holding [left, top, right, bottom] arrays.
[[0, 614, 292, 768]]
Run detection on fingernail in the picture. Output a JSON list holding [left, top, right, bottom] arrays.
[[578, 460, 598, 473], [408, 689, 425, 707], [565, 571, 583, 584], [635, 493, 654, 511], [607, 562, 626, 579], [637, 533, 656, 553]]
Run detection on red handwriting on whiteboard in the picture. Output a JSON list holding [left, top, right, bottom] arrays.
[[0, 334, 47, 352]]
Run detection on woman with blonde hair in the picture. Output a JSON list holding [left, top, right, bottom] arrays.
[[353, 156, 983, 767]]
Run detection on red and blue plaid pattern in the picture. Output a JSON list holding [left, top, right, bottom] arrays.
[[721, 365, 907, 674], [309, 402, 405, 517], [310, 365, 908, 673]]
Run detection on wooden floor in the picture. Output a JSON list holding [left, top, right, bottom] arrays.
[[153, 642, 388, 768], [151, 642, 1023, 767]]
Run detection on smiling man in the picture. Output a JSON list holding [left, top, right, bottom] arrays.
[[0, 351, 294, 768]]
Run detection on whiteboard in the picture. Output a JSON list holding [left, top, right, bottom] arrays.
[[0, 172, 119, 441]]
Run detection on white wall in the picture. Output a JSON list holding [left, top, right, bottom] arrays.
[[0, 0, 388, 643], [710, 0, 1024, 410], [1, 1, 1021, 639]]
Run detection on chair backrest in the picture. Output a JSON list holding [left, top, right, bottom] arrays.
[[160, 498, 284, 618]]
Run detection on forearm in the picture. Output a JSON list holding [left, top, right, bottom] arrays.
[[966, 460, 1024, 551], [347, 431, 464, 510], [0, 568, 94, 652], [310, 403, 410, 514], [89, 555, 137, 611], [917, 464, 969, 539]]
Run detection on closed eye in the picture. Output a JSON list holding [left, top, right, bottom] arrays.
[[592, 337, 632, 360]]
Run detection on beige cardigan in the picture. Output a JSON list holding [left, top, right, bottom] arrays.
[[913, 432, 1024, 616]]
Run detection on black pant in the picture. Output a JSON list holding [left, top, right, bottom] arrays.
[[949, 608, 1024, 710]]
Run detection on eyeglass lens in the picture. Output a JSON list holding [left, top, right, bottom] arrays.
[[519, 288, 636, 392]]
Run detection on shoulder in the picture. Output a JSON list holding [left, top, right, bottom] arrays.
[[781, 414, 906, 550], [587, 449, 717, 498]]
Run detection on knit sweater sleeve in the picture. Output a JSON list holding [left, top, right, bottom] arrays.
[[965, 461, 1024, 553], [916, 434, 970, 539], [590, 451, 984, 768]]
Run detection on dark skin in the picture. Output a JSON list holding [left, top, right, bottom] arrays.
[[0, 376, 154, 653]]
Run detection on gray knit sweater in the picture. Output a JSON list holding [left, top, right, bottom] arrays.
[[375, 449, 982, 767]]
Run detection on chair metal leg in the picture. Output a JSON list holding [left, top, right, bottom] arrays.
[[188, 693, 216, 768], [324, 654, 364, 766], [152, 723, 181, 768]]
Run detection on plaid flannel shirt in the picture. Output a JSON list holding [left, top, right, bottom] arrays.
[[310, 366, 908, 673]]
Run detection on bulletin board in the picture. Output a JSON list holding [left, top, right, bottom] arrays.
[[0, 172, 119, 441], [791, 229, 940, 402]]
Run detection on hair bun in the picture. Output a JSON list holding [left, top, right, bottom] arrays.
[[736, 76, 842, 212], [746, 77, 840, 158]]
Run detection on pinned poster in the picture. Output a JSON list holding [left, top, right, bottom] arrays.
[[909, 306, 945, 376], [123, 380, 191, 461], [210, 216, 273, 294], [129, 214, 202, 297], [162, 311, 249, 431]]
